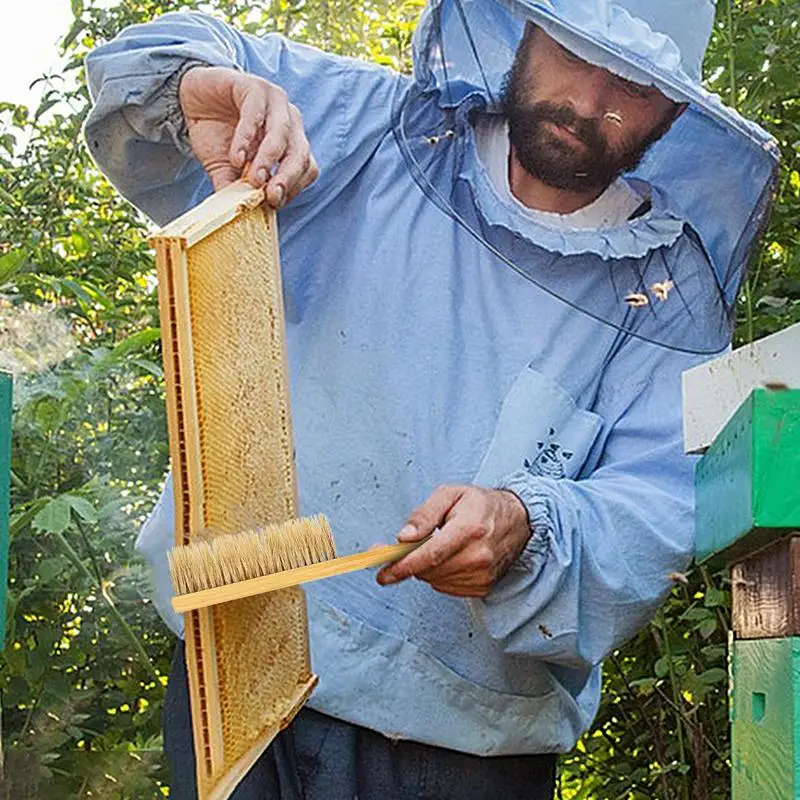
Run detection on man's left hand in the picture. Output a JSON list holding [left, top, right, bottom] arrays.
[[376, 485, 531, 597]]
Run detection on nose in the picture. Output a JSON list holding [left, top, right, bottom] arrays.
[[566, 65, 613, 121]]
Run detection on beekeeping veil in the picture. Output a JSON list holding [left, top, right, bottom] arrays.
[[392, 0, 779, 354]]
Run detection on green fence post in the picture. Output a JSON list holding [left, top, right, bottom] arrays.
[[0, 371, 10, 652]]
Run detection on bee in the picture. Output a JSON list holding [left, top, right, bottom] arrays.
[[651, 280, 675, 302], [667, 571, 690, 586], [624, 292, 649, 308]]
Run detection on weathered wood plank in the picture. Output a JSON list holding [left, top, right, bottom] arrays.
[[732, 537, 800, 639], [682, 321, 800, 453]]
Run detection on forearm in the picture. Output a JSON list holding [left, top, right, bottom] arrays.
[[84, 12, 252, 222], [472, 352, 705, 669], [84, 10, 403, 222], [476, 454, 694, 669]]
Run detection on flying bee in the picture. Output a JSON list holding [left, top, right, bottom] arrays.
[[651, 279, 675, 302], [624, 292, 649, 308]]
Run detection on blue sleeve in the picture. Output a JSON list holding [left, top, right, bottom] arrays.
[[475, 343, 710, 669], [84, 11, 404, 225]]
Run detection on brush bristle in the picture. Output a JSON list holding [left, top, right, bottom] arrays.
[[168, 514, 337, 595]]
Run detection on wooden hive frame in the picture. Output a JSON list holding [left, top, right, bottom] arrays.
[[151, 182, 316, 800]]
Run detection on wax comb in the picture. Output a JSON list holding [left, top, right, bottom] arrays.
[[168, 518, 429, 613], [151, 181, 326, 800]]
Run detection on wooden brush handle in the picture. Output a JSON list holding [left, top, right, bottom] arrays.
[[171, 537, 429, 613]]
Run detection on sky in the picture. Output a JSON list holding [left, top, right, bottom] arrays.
[[2, 0, 75, 106]]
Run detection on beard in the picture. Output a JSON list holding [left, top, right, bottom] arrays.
[[500, 51, 672, 193]]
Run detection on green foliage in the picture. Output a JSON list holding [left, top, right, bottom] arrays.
[[559, 568, 733, 800], [703, 0, 800, 344], [0, 0, 797, 797]]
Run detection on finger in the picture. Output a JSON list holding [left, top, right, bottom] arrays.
[[377, 514, 481, 586], [266, 106, 316, 206], [249, 91, 292, 188], [428, 580, 491, 598], [229, 90, 267, 170], [274, 151, 319, 206], [398, 485, 466, 543], [205, 160, 242, 193], [413, 541, 493, 584], [291, 153, 320, 201]]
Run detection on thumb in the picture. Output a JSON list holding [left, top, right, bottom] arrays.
[[398, 485, 465, 542]]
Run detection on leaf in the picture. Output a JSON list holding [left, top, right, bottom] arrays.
[[59, 278, 95, 306], [704, 587, 728, 608], [97, 498, 128, 521], [38, 557, 65, 584], [33, 496, 72, 534], [629, 677, 657, 695], [0, 186, 19, 208], [94, 328, 162, 372], [34, 98, 59, 121], [757, 295, 789, 309], [699, 667, 728, 686], [0, 133, 15, 155], [683, 606, 713, 622], [698, 617, 718, 639], [63, 18, 86, 49], [0, 249, 27, 286], [131, 358, 164, 379], [654, 656, 671, 678], [9, 500, 47, 538], [63, 494, 98, 523]]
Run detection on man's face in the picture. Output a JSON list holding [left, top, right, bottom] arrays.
[[501, 26, 680, 193]]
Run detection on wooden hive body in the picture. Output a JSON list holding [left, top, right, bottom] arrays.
[[151, 182, 316, 800]]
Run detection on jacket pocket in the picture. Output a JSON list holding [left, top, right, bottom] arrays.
[[472, 365, 603, 487]]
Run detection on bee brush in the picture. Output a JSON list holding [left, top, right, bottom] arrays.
[[168, 514, 428, 613]]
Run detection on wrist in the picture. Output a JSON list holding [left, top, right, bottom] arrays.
[[176, 61, 211, 115], [163, 60, 211, 154], [499, 488, 532, 552], [495, 472, 554, 572]]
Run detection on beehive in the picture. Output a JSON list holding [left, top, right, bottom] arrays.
[[151, 182, 316, 800]]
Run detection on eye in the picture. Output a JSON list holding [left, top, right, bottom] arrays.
[[618, 79, 653, 100]]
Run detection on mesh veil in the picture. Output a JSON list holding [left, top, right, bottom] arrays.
[[389, 0, 778, 355]]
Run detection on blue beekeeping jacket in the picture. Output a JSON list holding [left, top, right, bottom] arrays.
[[83, 4, 776, 755]]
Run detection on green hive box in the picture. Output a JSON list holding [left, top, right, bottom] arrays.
[[731, 637, 800, 799], [695, 389, 800, 565], [0, 372, 10, 650]]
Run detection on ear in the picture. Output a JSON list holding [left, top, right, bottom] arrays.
[[656, 101, 689, 140]]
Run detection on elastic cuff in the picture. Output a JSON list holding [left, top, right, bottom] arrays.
[[496, 470, 553, 571], [162, 59, 211, 155]]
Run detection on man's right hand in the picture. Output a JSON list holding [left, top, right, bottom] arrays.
[[179, 66, 319, 205]]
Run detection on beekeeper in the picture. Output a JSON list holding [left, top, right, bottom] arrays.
[[84, 1, 777, 797]]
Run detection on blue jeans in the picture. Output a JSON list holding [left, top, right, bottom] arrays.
[[164, 641, 557, 800]]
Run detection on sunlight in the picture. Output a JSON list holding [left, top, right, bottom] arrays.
[[2, 0, 73, 105]]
